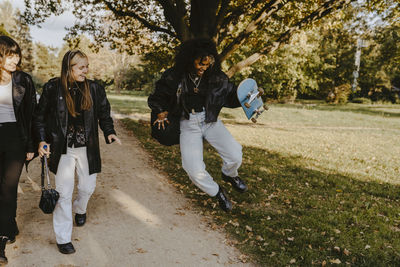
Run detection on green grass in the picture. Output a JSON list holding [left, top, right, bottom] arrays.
[[108, 94, 150, 115], [111, 95, 400, 265]]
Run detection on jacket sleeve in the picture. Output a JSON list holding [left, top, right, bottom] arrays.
[[24, 74, 37, 153], [96, 83, 116, 143], [222, 73, 241, 108], [147, 69, 178, 114], [33, 81, 51, 143]]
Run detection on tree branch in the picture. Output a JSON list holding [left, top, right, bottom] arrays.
[[103, 1, 176, 37], [226, 0, 355, 77], [220, 0, 286, 61]]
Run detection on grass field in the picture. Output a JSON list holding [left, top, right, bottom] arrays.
[[108, 92, 400, 266]]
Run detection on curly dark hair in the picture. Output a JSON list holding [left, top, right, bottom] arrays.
[[174, 38, 221, 78]]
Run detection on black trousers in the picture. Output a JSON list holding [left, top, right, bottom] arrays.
[[0, 122, 25, 237]]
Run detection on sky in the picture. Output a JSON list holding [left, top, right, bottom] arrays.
[[9, 0, 75, 48]]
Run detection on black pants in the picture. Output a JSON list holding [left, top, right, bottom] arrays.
[[0, 122, 25, 237]]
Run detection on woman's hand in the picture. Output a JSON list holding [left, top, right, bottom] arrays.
[[108, 134, 122, 145], [38, 141, 50, 158], [26, 153, 34, 161], [153, 111, 169, 130]]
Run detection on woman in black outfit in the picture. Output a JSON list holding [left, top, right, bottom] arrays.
[[34, 49, 120, 254], [0, 36, 36, 264], [148, 39, 247, 212]]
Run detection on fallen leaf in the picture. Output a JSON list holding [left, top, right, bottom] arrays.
[[238, 254, 248, 263], [343, 248, 350, 255], [288, 237, 294, 241], [136, 248, 148, 253], [365, 245, 371, 249], [334, 246, 340, 252], [334, 229, 341, 234], [256, 235, 264, 241], [330, 259, 341, 264], [290, 259, 296, 264], [245, 225, 253, 232]]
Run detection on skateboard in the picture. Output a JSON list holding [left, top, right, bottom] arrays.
[[237, 78, 268, 123]]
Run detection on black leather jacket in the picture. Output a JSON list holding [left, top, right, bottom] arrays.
[[34, 78, 116, 175], [11, 71, 37, 153], [148, 68, 240, 122]]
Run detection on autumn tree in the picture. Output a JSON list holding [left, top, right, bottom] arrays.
[[23, 0, 395, 77]]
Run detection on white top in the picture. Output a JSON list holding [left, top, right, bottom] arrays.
[[0, 81, 16, 122]]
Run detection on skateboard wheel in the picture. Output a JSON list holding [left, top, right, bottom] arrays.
[[251, 118, 257, 123], [258, 87, 264, 95], [244, 102, 251, 108], [263, 105, 269, 110]]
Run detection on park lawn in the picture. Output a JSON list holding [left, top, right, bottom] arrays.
[[110, 94, 400, 265]]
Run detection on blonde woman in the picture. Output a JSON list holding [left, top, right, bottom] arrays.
[[34, 50, 121, 254]]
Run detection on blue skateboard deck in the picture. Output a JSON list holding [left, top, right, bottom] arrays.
[[237, 78, 267, 123]]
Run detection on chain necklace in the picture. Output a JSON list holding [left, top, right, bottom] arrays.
[[188, 73, 202, 93]]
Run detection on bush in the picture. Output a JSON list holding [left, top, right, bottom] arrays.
[[326, 84, 351, 104], [352, 97, 372, 104]]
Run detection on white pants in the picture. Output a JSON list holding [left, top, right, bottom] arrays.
[[53, 146, 97, 244], [180, 111, 242, 197]]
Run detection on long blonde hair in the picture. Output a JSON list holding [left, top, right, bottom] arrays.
[[60, 50, 92, 117]]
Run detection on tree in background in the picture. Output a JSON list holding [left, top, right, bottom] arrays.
[[0, 25, 8, 36], [32, 42, 59, 86], [353, 2, 400, 103], [0, 0, 34, 72], [23, 0, 387, 77]]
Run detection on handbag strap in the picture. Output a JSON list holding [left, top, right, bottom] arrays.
[[43, 156, 51, 189], [41, 157, 45, 189], [41, 145, 52, 190]]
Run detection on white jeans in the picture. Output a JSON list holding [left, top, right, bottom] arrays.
[[53, 146, 97, 244], [180, 111, 242, 197]]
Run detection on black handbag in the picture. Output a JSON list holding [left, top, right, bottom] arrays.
[[150, 81, 182, 146], [39, 155, 59, 214], [150, 112, 180, 146]]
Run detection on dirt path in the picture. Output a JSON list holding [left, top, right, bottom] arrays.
[[6, 120, 254, 267]]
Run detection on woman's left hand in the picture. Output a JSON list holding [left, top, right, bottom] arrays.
[[108, 134, 122, 145], [26, 153, 34, 161]]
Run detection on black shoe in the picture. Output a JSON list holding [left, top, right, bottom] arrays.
[[222, 173, 248, 193], [75, 213, 86, 227], [216, 186, 232, 212], [57, 242, 76, 254], [0, 237, 8, 264], [6, 235, 15, 244], [7, 219, 19, 244]]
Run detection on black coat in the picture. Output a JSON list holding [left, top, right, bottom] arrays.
[[34, 78, 116, 175], [148, 68, 240, 123], [11, 71, 37, 153]]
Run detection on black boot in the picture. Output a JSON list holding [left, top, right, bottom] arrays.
[[216, 186, 232, 212], [0, 236, 8, 264], [75, 213, 87, 227], [7, 219, 19, 244], [222, 173, 248, 192], [57, 242, 76, 254]]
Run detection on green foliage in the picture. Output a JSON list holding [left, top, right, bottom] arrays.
[[32, 42, 59, 86], [0, 25, 8, 36], [351, 97, 372, 104], [326, 84, 352, 104]]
